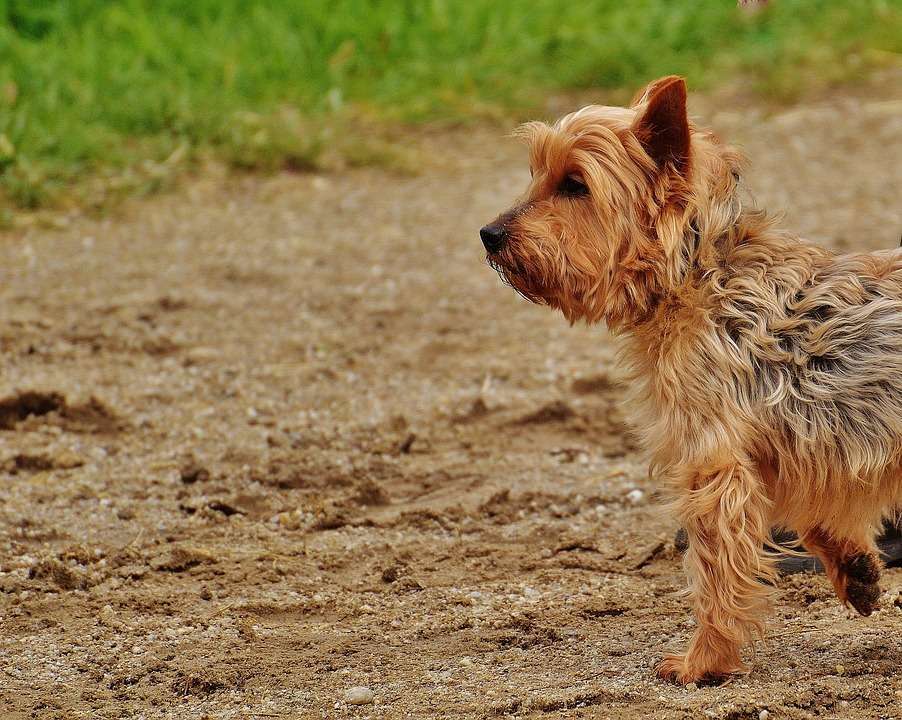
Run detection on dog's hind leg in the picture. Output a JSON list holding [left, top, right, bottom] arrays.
[[657, 456, 777, 684]]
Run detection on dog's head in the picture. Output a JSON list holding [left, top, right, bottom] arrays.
[[481, 76, 740, 328]]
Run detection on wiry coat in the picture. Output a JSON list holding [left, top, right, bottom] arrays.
[[482, 75, 901, 684]]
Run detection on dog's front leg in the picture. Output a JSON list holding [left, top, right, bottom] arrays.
[[657, 457, 776, 684]]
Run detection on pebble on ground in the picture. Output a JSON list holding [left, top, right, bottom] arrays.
[[344, 686, 374, 706]]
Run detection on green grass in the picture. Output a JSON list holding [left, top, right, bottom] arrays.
[[1, 0, 900, 212]]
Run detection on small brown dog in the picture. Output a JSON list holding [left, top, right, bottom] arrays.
[[481, 76, 902, 684]]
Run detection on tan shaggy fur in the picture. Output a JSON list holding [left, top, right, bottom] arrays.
[[480, 76, 902, 684]]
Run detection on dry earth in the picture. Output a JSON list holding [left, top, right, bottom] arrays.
[[1, 76, 901, 720]]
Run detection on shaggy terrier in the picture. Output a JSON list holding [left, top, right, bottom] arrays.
[[481, 76, 901, 684]]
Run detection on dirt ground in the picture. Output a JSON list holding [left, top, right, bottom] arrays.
[[1, 75, 901, 720]]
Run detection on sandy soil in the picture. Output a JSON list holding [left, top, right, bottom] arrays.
[[1, 77, 901, 720]]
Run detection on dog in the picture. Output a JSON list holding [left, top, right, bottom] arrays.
[[480, 75, 902, 684]]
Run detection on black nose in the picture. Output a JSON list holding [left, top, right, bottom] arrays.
[[480, 223, 506, 253]]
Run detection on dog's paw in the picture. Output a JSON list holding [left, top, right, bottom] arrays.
[[656, 654, 712, 685], [656, 653, 741, 685], [845, 578, 881, 616], [656, 654, 692, 684], [839, 552, 881, 616]]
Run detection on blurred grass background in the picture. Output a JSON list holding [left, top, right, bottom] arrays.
[[0, 0, 900, 215]]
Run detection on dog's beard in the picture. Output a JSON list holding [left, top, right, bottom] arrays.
[[487, 245, 606, 325], [486, 251, 548, 305]]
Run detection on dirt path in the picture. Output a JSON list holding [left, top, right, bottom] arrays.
[[1, 77, 901, 720]]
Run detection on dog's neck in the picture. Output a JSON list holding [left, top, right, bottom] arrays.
[[609, 203, 774, 337]]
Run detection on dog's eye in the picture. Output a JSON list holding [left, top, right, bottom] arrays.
[[558, 174, 589, 197]]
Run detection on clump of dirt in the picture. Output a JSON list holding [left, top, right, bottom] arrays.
[[350, 477, 390, 506], [381, 565, 402, 583], [571, 372, 618, 395], [512, 399, 576, 425], [0, 390, 65, 429], [580, 600, 629, 618], [488, 614, 563, 650], [172, 670, 247, 697], [57, 396, 124, 434], [452, 396, 493, 423], [4, 451, 85, 473], [179, 456, 211, 484], [57, 544, 102, 565], [205, 500, 245, 517], [0, 390, 123, 433], [151, 546, 216, 573], [28, 558, 98, 591], [249, 451, 358, 490]]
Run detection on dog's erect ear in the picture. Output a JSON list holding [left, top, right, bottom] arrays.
[[631, 76, 690, 175], [630, 75, 685, 107]]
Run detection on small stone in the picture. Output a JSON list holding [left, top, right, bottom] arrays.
[[54, 451, 85, 469], [625, 488, 644, 505], [759, 711, 770, 720], [277, 511, 302, 531], [116, 564, 147, 580], [540, 548, 553, 559], [184, 347, 220, 365], [835, 664, 845, 675], [344, 686, 373, 705], [685, 682, 698, 692]]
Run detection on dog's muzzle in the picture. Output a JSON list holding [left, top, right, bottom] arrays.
[[480, 223, 507, 253]]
